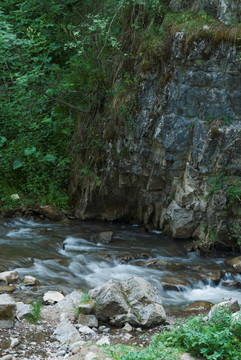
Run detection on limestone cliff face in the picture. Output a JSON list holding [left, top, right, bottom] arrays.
[[71, 4, 241, 246]]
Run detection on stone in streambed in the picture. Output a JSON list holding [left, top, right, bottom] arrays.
[[0, 271, 19, 284], [161, 277, 187, 291], [184, 301, 213, 312], [200, 270, 223, 285], [0, 293, 16, 328], [22, 275, 38, 286], [226, 256, 241, 274], [222, 280, 241, 288], [0, 285, 16, 294], [91, 231, 114, 244]]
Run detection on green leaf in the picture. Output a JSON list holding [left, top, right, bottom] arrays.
[[13, 157, 23, 170], [0, 136, 7, 147], [24, 147, 36, 156], [44, 154, 57, 162]]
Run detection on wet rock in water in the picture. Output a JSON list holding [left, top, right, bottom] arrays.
[[43, 290, 64, 304], [226, 256, 241, 273], [89, 276, 166, 327], [200, 270, 223, 285], [0, 293, 16, 328], [184, 301, 213, 312], [91, 231, 114, 244], [145, 259, 169, 267], [0, 285, 16, 294], [98, 253, 114, 262], [22, 275, 38, 286], [117, 254, 137, 263], [161, 277, 187, 291], [207, 299, 240, 320], [54, 319, 81, 344], [222, 280, 241, 288], [117, 253, 150, 264], [0, 271, 19, 284]]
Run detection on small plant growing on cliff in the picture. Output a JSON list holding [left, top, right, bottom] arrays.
[[25, 298, 42, 324]]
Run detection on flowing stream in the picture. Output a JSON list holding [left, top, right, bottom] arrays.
[[1, 217, 241, 312]]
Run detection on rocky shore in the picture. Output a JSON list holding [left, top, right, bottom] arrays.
[[1, 268, 241, 360]]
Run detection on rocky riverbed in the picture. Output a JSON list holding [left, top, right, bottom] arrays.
[[1, 271, 241, 360], [0, 279, 177, 360]]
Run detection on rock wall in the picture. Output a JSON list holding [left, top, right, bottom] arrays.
[[70, 11, 241, 246]]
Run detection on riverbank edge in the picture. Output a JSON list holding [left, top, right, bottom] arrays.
[[1, 202, 240, 257]]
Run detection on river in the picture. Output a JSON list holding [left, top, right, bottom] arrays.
[[1, 217, 241, 312]]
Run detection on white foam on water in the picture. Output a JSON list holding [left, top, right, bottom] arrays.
[[6, 228, 32, 238]]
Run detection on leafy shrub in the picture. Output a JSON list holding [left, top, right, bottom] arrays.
[[107, 310, 241, 360]]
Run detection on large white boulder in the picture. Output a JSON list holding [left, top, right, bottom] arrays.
[[89, 277, 166, 327]]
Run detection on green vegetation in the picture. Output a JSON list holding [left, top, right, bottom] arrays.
[[0, 1, 240, 210], [74, 290, 91, 316], [206, 173, 241, 208], [107, 309, 241, 360], [80, 290, 91, 304], [0, 0, 168, 209], [25, 298, 42, 324]]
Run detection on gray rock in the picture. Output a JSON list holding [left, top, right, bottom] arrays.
[[54, 320, 81, 344], [57, 290, 84, 321], [69, 340, 86, 351], [0, 271, 19, 284], [226, 256, 241, 274], [0, 293, 16, 328], [78, 325, 95, 335], [22, 275, 38, 286], [96, 336, 110, 345], [78, 314, 98, 328], [92, 231, 114, 244], [89, 277, 166, 327], [122, 322, 132, 332], [16, 302, 32, 319], [70, 30, 241, 251], [207, 299, 240, 320]]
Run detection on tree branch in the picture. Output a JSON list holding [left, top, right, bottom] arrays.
[[25, 85, 90, 113]]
